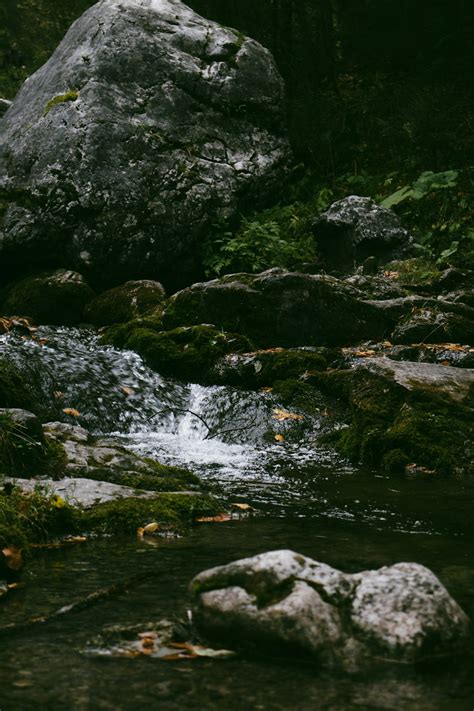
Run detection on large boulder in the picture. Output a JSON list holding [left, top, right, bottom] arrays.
[[0, 0, 291, 291], [191, 550, 470, 670], [333, 357, 474, 475], [162, 268, 389, 347], [1, 269, 95, 325], [313, 196, 411, 273], [85, 280, 166, 326]]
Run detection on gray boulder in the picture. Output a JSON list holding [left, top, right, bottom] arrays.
[[313, 196, 411, 272], [191, 549, 470, 670], [0, 0, 291, 291]]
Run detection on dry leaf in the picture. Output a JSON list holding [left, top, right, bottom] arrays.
[[53, 391, 65, 399], [274, 434, 285, 442], [63, 407, 80, 417], [2, 546, 23, 571], [231, 503, 254, 511], [384, 270, 400, 278], [261, 387, 273, 393], [195, 514, 232, 523], [120, 385, 135, 396], [354, 349, 376, 357], [272, 408, 304, 421], [143, 522, 160, 534]]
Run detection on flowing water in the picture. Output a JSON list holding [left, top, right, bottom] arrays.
[[0, 328, 473, 710]]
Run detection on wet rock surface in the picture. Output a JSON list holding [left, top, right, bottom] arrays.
[[0, 0, 290, 290], [191, 549, 470, 669]]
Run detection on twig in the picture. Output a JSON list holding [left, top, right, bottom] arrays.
[[0, 572, 149, 638]]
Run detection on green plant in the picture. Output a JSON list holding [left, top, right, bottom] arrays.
[[44, 90, 78, 115], [0, 412, 43, 476]]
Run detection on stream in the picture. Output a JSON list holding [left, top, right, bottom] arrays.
[[0, 328, 473, 710]]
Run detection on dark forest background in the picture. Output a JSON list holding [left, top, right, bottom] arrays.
[[2, 0, 474, 270], [2, 0, 474, 176]]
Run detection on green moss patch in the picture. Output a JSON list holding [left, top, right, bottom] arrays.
[[44, 90, 78, 115], [102, 323, 253, 383], [82, 493, 221, 535]]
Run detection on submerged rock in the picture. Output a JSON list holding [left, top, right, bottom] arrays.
[[0, 0, 290, 290], [1, 269, 95, 325], [162, 268, 388, 347], [191, 549, 469, 670], [312, 196, 411, 273]]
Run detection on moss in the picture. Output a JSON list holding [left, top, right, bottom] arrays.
[[81, 460, 201, 493], [0, 488, 80, 550], [82, 493, 221, 535], [331, 367, 473, 475], [385, 258, 441, 287], [103, 323, 253, 383], [44, 90, 79, 116], [0, 361, 37, 413], [85, 282, 166, 327]]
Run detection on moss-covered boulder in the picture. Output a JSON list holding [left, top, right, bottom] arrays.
[[102, 323, 253, 383], [391, 307, 474, 345], [212, 347, 332, 388], [85, 280, 166, 326], [335, 357, 474, 476], [162, 268, 389, 348], [1, 269, 95, 325]]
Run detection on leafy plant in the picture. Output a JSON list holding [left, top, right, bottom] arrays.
[[381, 170, 459, 208], [0, 411, 42, 477]]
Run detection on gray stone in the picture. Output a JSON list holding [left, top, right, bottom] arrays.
[[4, 476, 155, 508], [313, 195, 412, 273], [391, 307, 474, 345], [0, 0, 291, 291], [43, 421, 167, 479], [191, 550, 470, 669], [0, 408, 44, 444]]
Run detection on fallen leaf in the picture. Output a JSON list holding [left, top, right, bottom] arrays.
[[384, 270, 400, 279], [63, 408, 80, 417], [195, 514, 232, 523], [261, 387, 273, 393], [231, 503, 254, 511], [143, 522, 160, 534], [120, 385, 135, 396], [440, 360, 450, 366], [354, 350, 376, 357], [2, 546, 23, 571], [53, 391, 65, 399], [272, 408, 304, 421], [274, 434, 285, 442]]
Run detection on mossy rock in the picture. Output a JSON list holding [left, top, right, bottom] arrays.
[[212, 348, 331, 388], [102, 323, 253, 383], [85, 280, 166, 326], [1, 269, 95, 325], [82, 493, 222, 535], [391, 307, 474, 345], [334, 358, 474, 475]]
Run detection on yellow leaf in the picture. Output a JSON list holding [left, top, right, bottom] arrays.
[[120, 385, 135, 396], [142, 522, 160, 534], [195, 514, 232, 523], [261, 387, 273, 393], [274, 434, 285, 442], [63, 407, 80, 417], [51, 495, 66, 508], [272, 408, 304, 421]]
